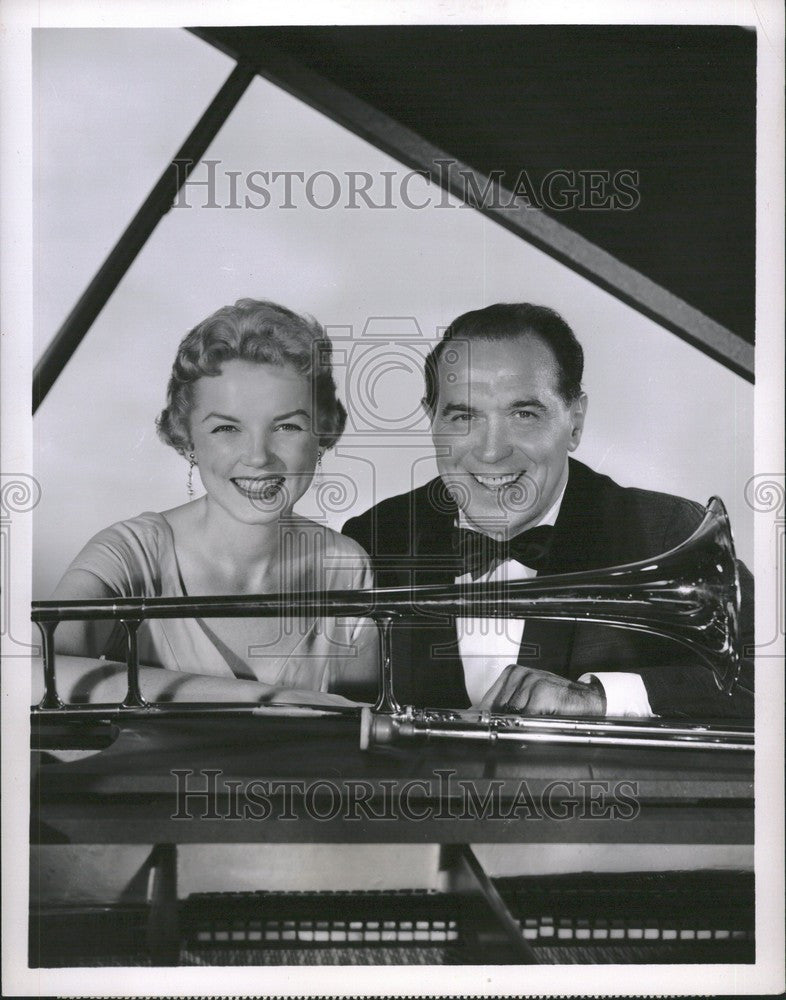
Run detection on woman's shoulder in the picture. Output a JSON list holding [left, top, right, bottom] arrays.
[[86, 511, 172, 551], [58, 511, 173, 598]]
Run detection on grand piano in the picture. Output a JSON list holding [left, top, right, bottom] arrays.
[[28, 23, 759, 970], [31, 707, 754, 966], [30, 511, 754, 967]]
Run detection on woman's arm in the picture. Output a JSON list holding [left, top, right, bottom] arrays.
[[48, 516, 162, 658], [31, 654, 358, 708], [328, 617, 380, 702], [50, 569, 120, 658], [325, 546, 380, 702]]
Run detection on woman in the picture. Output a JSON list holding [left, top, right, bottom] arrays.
[[42, 299, 378, 706]]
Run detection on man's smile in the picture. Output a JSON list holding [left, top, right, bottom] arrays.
[[469, 472, 523, 491]]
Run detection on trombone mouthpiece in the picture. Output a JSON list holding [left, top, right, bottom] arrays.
[[359, 706, 398, 749]]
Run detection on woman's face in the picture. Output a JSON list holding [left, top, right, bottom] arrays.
[[188, 359, 321, 525]]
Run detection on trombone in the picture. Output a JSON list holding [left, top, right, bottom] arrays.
[[31, 497, 750, 751]]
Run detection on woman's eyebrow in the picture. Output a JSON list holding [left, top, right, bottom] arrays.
[[202, 408, 311, 423], [201, 411, 239, 423], [274, 409, 310, 421]]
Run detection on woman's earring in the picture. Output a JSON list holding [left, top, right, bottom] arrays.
[[187, 452, 196, 499]]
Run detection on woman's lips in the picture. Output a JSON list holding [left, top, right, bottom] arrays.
[[231, 476, 285, 501]]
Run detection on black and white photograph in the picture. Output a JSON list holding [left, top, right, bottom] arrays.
[[1, 0, 784, 996]]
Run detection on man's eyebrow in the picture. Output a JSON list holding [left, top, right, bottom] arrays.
[[439, 399, 548, 415], [440, 402, 476, 415], [508, 398, 547, 411]]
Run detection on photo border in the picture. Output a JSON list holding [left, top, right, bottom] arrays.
[[2, 1, 783, 996]]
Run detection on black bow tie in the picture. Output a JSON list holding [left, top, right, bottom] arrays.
[[453, 524, 554, 580]]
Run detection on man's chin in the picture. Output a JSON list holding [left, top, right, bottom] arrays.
[[460, 495, 542, 537]]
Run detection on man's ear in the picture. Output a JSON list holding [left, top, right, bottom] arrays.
[[421, 396, 435, 423], [567, 392, 588, 451]]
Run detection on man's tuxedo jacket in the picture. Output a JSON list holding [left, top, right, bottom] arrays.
[[343, 459, 753, 719]]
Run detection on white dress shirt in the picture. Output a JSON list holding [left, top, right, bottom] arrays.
[[455, 489, 653, 717]]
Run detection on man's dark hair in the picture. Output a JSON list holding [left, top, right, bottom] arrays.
[[423, 303, 584, 412]]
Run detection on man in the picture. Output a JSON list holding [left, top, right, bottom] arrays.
[[343, 303, 753, 718]]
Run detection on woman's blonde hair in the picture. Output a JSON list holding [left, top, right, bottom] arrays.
[[157, 299, 346, 454]]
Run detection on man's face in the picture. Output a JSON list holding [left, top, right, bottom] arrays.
[[429, 336, 586, 537]]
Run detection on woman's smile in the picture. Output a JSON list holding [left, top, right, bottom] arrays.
[[230, 475, 286, 501]]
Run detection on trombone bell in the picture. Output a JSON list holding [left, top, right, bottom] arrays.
[[366, 494, 743, 712]]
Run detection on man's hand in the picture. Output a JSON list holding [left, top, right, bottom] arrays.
[[478, 664, 606, 717]]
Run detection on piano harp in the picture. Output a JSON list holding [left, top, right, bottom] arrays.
[[30, 496, 753, 966]]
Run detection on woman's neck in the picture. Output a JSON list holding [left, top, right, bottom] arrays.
[[183, 497, 294, 592]]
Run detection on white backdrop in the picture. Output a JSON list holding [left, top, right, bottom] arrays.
[[33, 27, 754, 598]]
